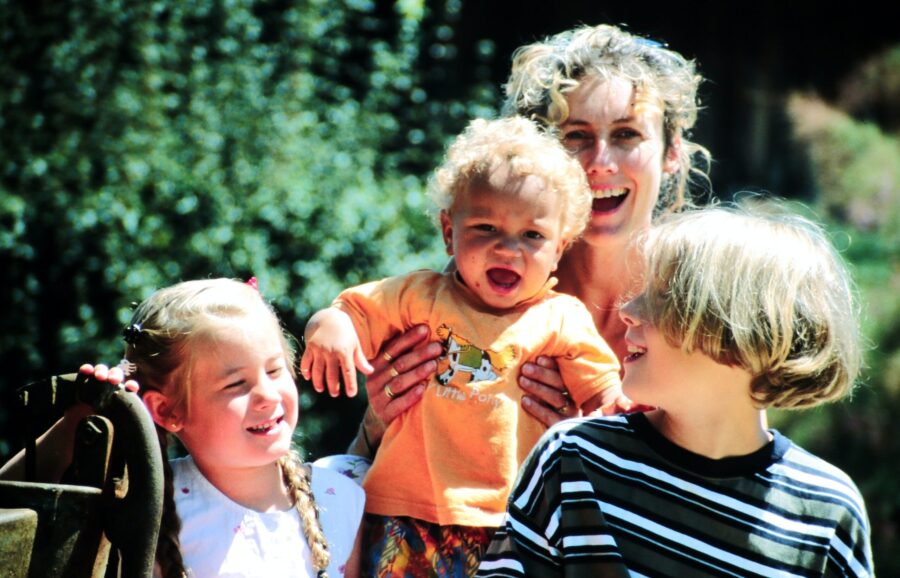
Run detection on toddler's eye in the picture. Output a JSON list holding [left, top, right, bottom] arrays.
[[524, 231, 545, 240], [474, 224, 497, 233]]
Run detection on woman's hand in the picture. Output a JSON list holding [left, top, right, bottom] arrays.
[[347, 325, 441, 457], [518, 356, 582, 427]]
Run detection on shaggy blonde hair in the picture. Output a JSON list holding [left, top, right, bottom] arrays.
[[504, 24, 710, 212], [124, 279, 331, 578], [429, 116, 591, 241], [628, 202, 861, 409]]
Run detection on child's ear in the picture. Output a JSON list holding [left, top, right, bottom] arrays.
[[439, 210, 455, 256], [551, 238, 570, 272], [143, 390, 184, 433], [663, 133, 682, 175]]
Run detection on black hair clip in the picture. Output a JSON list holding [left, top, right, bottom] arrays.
[[122, 323, 144, 344]]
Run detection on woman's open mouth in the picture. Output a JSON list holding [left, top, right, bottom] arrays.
[[592, 188, 629, 214], [486, 267, 521, 294]]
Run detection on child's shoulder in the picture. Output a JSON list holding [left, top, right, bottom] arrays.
[[775, 436, 865, 498]]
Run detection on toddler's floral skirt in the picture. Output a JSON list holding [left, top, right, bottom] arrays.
[[363, 514, 494, 578]]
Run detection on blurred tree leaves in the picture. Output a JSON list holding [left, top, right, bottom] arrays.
[[0, 0, 497, 456], [784, 44, 900, 575]]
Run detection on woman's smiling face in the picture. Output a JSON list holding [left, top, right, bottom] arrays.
[[560, 75, 679, 245]]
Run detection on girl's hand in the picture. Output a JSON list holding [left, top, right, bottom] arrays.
[[78, 363, 140, 392], [300, 308, 373, 398], [518, 356, 582, 427], [348, 325, 441, 456]]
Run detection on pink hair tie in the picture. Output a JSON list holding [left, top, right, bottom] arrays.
[[245, 277, 259, 291]]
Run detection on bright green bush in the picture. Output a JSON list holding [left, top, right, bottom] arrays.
[[0, 0, 497, 456]]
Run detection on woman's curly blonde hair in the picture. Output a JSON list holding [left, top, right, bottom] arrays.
[[429, 116, 591, 242], [504, 24, 711, 213]]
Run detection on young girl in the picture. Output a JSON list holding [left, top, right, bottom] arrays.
[[302, 117, 627, 577], [6, 278, 365, 578], [477, 203, 874, 577]]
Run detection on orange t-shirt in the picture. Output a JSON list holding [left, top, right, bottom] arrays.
[[334, 271, 620, 527]]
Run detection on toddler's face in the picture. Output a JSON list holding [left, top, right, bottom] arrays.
[[441, 169, 568, 309]]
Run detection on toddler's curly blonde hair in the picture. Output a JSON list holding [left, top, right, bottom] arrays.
[[429, 116, 591, 242]]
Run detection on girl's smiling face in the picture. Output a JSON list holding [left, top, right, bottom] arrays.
[[560, 75, 679, 245], [173, 316, 298, 477]]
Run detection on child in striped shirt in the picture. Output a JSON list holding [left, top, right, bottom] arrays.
[[478, 202, 873, 578]]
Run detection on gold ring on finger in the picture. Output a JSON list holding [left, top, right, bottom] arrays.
[[389, 366, 399, 378], [382, 351, 393, 362], [384, 384, 396, 399]]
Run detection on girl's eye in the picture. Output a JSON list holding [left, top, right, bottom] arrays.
[[267, 366, 283, 377], [524, 230, 545, 240], [225, 379, 246, 390]]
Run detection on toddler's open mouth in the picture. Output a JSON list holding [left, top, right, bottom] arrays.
[[486, 267, 521, 293]]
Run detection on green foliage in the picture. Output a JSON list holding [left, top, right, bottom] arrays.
[[784, 50, 900, 574], [0, 0, 497, 457]]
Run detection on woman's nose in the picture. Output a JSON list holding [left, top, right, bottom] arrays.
[[585, 141, 618, 175]]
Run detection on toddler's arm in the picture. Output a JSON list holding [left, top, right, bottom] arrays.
[[301, 307, 373, 398]]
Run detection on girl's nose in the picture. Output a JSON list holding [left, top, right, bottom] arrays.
[[251, 376, 281, 405]]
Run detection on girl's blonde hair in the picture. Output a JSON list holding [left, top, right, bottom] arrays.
[[123, 278, 330, 577], [429, 116, 591, 241], [504, 23, 711, 213], [628, 202, 861, 409]]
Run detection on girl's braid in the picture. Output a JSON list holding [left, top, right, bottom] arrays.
[[280, 452, 330, 577]]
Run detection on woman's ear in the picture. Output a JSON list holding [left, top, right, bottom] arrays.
[[663, 133, 682, 175], [143, 391, 183, 432], [440, 210, 455, 256]]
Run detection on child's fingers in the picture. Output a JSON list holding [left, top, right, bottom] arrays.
[[342, 355, 359, 398], [79, 363, 95, 375], [298, 350, 313, 383], [310, 356, 326, 394], [92, 364, 111, 382], [325, 357, 344, 398], [354, 347, 373, 376]]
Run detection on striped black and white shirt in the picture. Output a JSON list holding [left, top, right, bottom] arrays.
[[476, 413, 872, 578]]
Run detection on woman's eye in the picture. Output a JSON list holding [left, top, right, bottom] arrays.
[[613, 128, 642, 141], [562, 131, 591, 150]]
